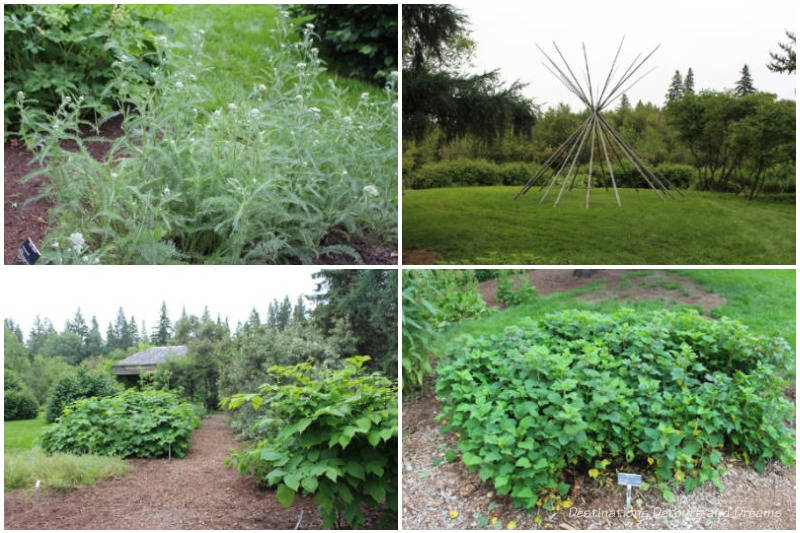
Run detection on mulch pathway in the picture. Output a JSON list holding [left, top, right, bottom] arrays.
[[4, 414, 326, 529]]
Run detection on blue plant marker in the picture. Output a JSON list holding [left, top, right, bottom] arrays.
[[18, 237, 41, 264], [617, 472, 641, 512]]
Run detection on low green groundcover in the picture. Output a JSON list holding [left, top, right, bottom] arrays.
[[436, 308, 795, 509], [39, 389, 200, 458]]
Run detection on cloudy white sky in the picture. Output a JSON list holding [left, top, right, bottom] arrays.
[[456, 0, 796, 110], [3, 266, 328, 339]]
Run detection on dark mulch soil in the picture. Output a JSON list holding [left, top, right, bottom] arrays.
[[4, 117, 124, 265], [4, 413, 389, 530], [317, 232, 397, 265]]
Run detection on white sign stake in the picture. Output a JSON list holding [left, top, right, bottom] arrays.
[[617, 472, 642, 512]]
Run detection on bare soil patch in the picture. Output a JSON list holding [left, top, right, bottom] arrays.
[[402, 248, 441, 265], [478, 270, 726, 312], [4, 413, 364, 530]]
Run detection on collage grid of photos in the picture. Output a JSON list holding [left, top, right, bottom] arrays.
[[1, 1, 796, 531]]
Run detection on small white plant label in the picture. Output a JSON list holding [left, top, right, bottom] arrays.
[[617, 472, 642, 512]]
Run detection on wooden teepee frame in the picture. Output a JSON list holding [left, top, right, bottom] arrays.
[[515, 38, 684, 207]]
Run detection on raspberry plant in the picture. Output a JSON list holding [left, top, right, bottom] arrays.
[[39, 389, 200, 458], [224, 357, 397, 528], [436, 309, 795, 509]]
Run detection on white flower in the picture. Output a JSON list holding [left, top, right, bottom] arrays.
[[77, 95, 84, 103], [192, 107, 198, 118], [360, 92, 369, 101], [297, 62, 307, 70], [328, 79, 335, 89], [189, 137, 195, 143], [175, 81, 184, 89], [295, 94, 304, 102], [213, 109, 221, 118], [392, 102, 398, 112], [156, 35, 168, 44], [64, 96, 72, 104], [68, 232, 85, 253], [302, 161, 308, 167], [198, 29, 205, 35], [93, 257, 100, 264], [249, 108, 260, 118], [52, 241, 59, 249], [344, 116, 353, 125], [258, 84, 267, 92], [311, 48, 318, 55], [190, 74, 197, 81], [305, 23, 315, 30], [363, 185, 379, 197], [342, 169, 348, 176], [111, 172, 118, 179], [228, 102, 237, 110], [308, 106, 321, 114], [281, 10, 289, 17], [164, 187, 171, 195], [16, 90, 24, 100], [82, 255, 89, 263], [290, 130, 295, 136]]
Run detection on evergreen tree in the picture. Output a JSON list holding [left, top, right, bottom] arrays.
[[152, 301, 172, 345], [292, 296, 308, 325], [127, 317, 138, 347], [665, 70, 684, 104], [245, 307, 261, 333], [86, 316, 104, 358], [27, 315, 54, 356], [734, 64, 756, 96], [267, 299, 280, 328], [683, 68, 695, 95], [140, 320, 148, 343], [767, 30, 796, 74], [201, 306, 211, 324], [113, 307, 131, 349], [4, 318, 23, 342], [66, 308, 89, 344], [276, 296, 292, 331], [105, 322, 117, 352], [617, 93, 631, 112]]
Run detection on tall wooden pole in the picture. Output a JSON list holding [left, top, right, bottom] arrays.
[[554, 116, 593, 206], [596, 119, 621, 206], [586, 120, 597, 208]]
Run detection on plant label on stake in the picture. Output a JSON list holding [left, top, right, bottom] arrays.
[[18, 237, 41, 264], [617, 472, 641, 513]]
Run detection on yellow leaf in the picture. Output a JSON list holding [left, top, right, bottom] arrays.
[[545, 523, 553, 529], [455, 432, 461, 438], [535, 516, 543, 525], [449, 510, 458, 519], [506, 521, 516, 529], [588, 468, 600, 478], [647, 456, 654, 465], [562, 500, 572, 509], [693, 427, 701, 436], [491, 517, 498, 525], [674, 470, 684, 482]]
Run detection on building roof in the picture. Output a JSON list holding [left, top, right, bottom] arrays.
[[112, 346, 188, 375]]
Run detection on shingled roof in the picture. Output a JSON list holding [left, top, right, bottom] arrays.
[[112, 346, 188, 375]]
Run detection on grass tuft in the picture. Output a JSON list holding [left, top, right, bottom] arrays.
[[4, 448, 130, 491]]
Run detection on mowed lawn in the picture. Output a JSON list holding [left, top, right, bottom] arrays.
[[4, 413, 49, 451], [402, 187, 795, 264]]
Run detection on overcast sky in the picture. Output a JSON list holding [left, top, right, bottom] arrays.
[[3, 266, 329, 339], [457, 0, 796, 111]]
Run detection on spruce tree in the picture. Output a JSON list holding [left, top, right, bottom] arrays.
[[66, 308, 89, 344], [27, 315, 53, 356], [113, 308, 131, 349], [665, 70, 684, 104], [617, 93, 631, 111], [267, 299, 280, 328], [683, 68, 695, 95], [152, 301, 172, 345], [276, 296, 292, 331], [734, 64, 756, 96], [128, 317, 138, 347], [292, 296, 308, 325], [140, 321, 148, 343], [106, 322, 117, 352], [86, 317, 104, 358], [767, 30, 796, 74]]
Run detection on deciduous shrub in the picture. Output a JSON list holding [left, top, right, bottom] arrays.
[[655, 163, 695, 189], [4, 371, 39, 421], [39, 389, 200, 458], [45, 368, 120, 423], [287, 4, 397, 82], [4, 4, 171, 136], [436, 309, 795, 510], [495, 271, 537, 307], [224, 357, 397, 529]]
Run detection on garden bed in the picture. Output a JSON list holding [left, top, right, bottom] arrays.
[[4, 413, 387, 529]]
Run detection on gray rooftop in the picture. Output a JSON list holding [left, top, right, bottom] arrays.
[[114, 346, 188, 367]]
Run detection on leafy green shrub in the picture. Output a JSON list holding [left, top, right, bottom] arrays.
[[4, 4, 171, 136], [436, 308, 795, 510], [45, 368, 120, 423], [287, 4, 397, 82], [224, 357, 397, 529], [39, 389, 200, 458], [408, 159, 539, 189], [655, 163, 695, 189], [4, 370, 40, 421], [495, 271, 537, 306], [498, 162, 537, 185], [4, 448, 130, 490], [19, 14, 397, 264], [4, 390, 39, 421], [402, 270, 489, 389]]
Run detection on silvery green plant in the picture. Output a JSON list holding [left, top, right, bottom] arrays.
[[19, 15, 397, 264]]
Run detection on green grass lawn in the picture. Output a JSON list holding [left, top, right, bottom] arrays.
[[402, 187, 795, 264], [436, 269, 796, 354], [161, 5, 385, 112], [4, 413, 49, 451]]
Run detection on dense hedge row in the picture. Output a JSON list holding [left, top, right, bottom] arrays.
[[4, 371, 39, 421], [436, 309, 795, 509], [40, 389, 200, 458], [405, 158, 695, 190]]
